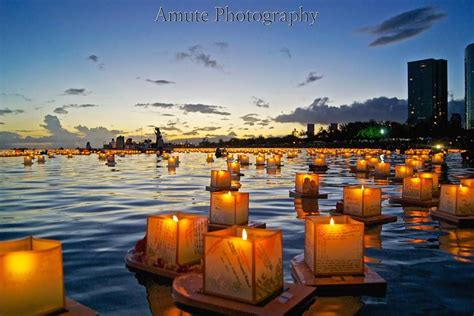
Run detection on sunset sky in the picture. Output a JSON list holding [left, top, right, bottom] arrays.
[[1, 0, 473, 148]]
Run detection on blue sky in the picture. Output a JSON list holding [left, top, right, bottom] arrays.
[[0, 0, 473, 147]]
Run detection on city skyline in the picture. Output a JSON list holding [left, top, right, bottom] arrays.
[[1, 1, 473, 148]]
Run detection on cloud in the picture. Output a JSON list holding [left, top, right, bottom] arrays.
[[181, 103, 230, 116], [145, 79, 176, 85], [0, 108, 24, 116], [63, 88, 89, 96], [53, 104, 99, 114], [360, 7, 447, 47], [280, 47, 292, 58], [87, 55, 99, 63], [253, 97, 270, 108], [0, 115, 121, 148], [162, 113, 175, 116], [298, 72, 323, 87], [240, 113, 260, 123], [134, 102, 175, 108], [1, 92, 32, 101], [274, 97, 407, 124], [214, 41, 229, 49], [228, 131, 237, 137], [160, 126, 182, 132], [176, 45, 223, 70], [0, 122, 4, 125]]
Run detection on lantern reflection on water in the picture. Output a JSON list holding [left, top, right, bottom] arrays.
[[304, 216, 364, 276], [203, 226, 283, 304], [0, 237, 65, 316]]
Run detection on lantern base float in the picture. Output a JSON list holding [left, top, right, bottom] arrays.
[[388, 196, 439, 207], [430, 209, 474, 228], [62, 298, 98, 316], [172, 273, 316, 316], [207, 221, 266, 232], [124, 249, 201, 280], [308, 164, 328, 172], [205, 186, 240, 192], [290, 254, 386, 297], [289, 190, 328, 199]]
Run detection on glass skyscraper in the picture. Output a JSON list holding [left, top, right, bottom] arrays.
[[465, 43, 474, 129], [407, 59, 448, 127]]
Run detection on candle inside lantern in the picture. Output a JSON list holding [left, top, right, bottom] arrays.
[[295, 173, 319, 195], [203, 226, 283, 304], [460, 178, 474, 188], [406, 158, 423, 170], [23, 156, 33, 165], [210, 191, 249, 225], [313, 157, 327, 167], [227, 161, 241, 175], [395, 165, 414, 179], [432, 153, 444, 165], [168, 157, 177, 167], [374, 162, 390, 177], [343, 185, 381, 217], [210, 170, 232, 189], [238, 154, 250, 165], [305, 216, 364, 276], [37, 155, 45, 163], [266, 157, 277, 168], [356, 159, 368, 172], [417, 172, 439, 194], [146, 213, 208, 269], [438, 184, 474, 216], [402, 176, 433, 201], [273, 155, 282, 166], [367, 157, 379, 168], [0, 237, 65, 316], [255, 155, 265, 166]]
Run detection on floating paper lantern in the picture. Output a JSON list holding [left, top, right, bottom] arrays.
[[356, 159, 368, 172], [374, 162, 390, 177], [227, 161, 241, 175], [48, 153, 55, 158], [432, 153, 444, 165], [98, 153, 107, 160], [168, 157, 177, 168], [295, 173, 319, 195], [203, 226, 283, 304], [210, 191, 249, 225], [438, 184, 474, 216], [367, 157, 379, 168], [207, 154, 214, 163], [460, 178, 474, 188], [23, 156, 33, 165], [37, 155, 45, 163], [210, 170, 232, 189], [238, 154, 250, 165], [146, 213, 208, 270], [227, 153, 234, 162], [67, 153, 73, 159], [417, 172, 439, 194], [273, 155, 282, 166], [304, 216, 364, 276], [255, 155, 265, 166], [313, 157, 327, 167], [266, 157, 277, 168], [394, 165, 414, 179], [406, 158, 423, 170], [343, 185, 381, 217], [402, 177, 433, 201], [162, 152, 170, 160], [0, 237, 65, 316]]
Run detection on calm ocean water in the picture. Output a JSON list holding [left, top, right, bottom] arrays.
[[0, 152, 473, 315]]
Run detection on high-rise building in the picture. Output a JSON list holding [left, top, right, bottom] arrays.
[[307, 123, 315, 139], [407, 59, 448, 126], [465, 43, 474, 129]]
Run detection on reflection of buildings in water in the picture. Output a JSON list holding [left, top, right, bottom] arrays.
[[305, 296, 363, 316], [294, 197, 319, 219], [167, 167, 176, 175], [266, 167, 281, 176], [438, 223, 474, 263], [364, 225, 382, 249], [403, 206, 436, 231]]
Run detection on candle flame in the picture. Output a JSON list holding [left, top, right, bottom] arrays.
[[242, 228, 248, 240], [361, 185, 364, 191], [173, 215, 179, 222], [227, 191, 232, 196], [330, 217, 335, 225]]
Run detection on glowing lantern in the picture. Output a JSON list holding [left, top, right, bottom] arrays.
[[255, 155, 265, 166], [356, 159, 368, 172], [67, 153, 73, 159], [162, 152, 170, 160], [266, 157, 277, 168], [367, 157, 379, 168], [203, 226, 283, 304], [374, 162, 390, 177], [432, 153, 444, 165], [207, 154, 214, 163], [438, 184, 474, 216], [210, 191, 249, 225], [172, 155, 180, 164], [417, 172, 439, 194], [305, 216, 364, 276], [210, 170, 232, 189], [395, 165, 414, 179], [295, 173, 319, 195], [0, 237, 65, 316], [343, 185, 381, 217], [98, 153, 107, 160], [313, 157, 327, 167], [227, 153, 234, 162], [402, 177, 433, 201], [460, 178, 474, 188], [273, 155, 282, 166], [168, 157, 177, 168], [146, 213, 208, 270], [48, 152, 55, 158], [23, 156, 33, 165], [227, 161, 241, 175], [406, 158, 423, 170], [238, 154, 250, 165], [37, 155, 45, 163]]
